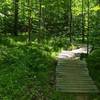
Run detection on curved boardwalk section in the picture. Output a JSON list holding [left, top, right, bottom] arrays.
[[56, 48, 99, 94]]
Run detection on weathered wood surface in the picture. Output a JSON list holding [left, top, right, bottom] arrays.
[[56, 47, 99, 93]]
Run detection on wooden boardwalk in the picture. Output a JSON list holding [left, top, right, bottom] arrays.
[[56, 47, 99, 94]]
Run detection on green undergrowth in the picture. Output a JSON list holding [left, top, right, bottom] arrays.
[[87, 48, 100, 100], [0, 35, 74, 100], [0, 36, 57, 100]]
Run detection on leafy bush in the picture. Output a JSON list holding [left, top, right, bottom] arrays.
[[0, 38, 56, 99], [87, 49, 100, 88]]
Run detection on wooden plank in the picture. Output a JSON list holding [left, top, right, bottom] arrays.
[[56, 49, 99, 93], [76, 95, 88, 100]]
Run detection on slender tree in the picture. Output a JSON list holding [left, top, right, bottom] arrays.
[[28, 0, 32, 42], [38, 0, 43, 42], [81, 0, 85, 43], [92, 0, 100, 49], [69, 0, 72, 43], [14, 0, 19, 36], [87, 0, 90, 55]]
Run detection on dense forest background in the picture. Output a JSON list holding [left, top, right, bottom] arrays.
[[0, 0, 100, 99]]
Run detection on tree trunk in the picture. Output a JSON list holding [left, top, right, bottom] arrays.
[[82, 0, 85, 43], [28, 0, 32, 42], [69, 0, 72, 43], [14, 0, 19, 36], [87, 0, 90, 55], [38, 0, 43, 42]]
